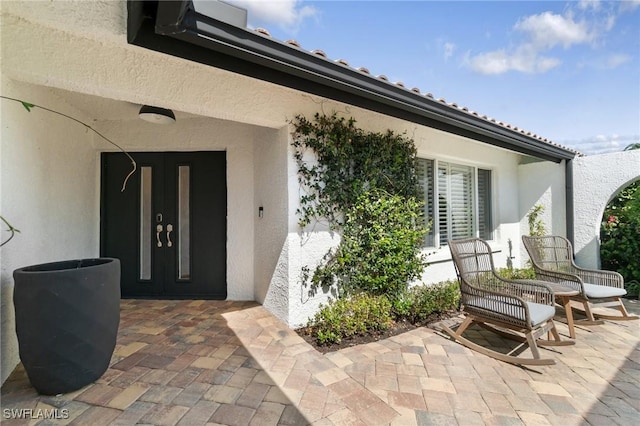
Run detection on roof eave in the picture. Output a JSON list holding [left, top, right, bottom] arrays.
[[128, 0, 577, 163]]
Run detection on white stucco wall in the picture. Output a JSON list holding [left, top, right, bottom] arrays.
[[573, 151, 640, 268], [0, 77, 99, 384], [0, 3, 330, 132], [517, 160, 567, 266], [254, 126, 289, 322]]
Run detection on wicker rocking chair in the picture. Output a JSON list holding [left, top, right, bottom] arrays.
[[442, 238, 574, 366], [522, 235, 638, 329]]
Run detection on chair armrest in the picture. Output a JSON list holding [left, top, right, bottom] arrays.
[[462, 281, 529, 306], [507, 279, 555, 305], [460, 280, 549, 329], [571, 267, 624, 288], [528, 267, 586, 296]]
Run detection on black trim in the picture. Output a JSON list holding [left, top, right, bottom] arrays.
[[127, 1, 577, 163], [566, 159, 574, 245]]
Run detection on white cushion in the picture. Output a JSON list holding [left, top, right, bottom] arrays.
[[466, 297, 555, 327], [583, 283, 626, 299], [557, 281, 627, 299], [525, 302, 556, 327]]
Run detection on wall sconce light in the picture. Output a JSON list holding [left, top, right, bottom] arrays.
[[138, 105, 176, 124], [258, 206, 264, 218]]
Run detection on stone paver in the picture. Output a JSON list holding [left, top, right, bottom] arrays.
[[1, 299, 638, 425]]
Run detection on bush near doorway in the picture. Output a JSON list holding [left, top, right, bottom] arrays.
[[601, 179, 640, 297]]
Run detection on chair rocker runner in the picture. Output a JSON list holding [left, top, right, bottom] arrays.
[[442, 238, 574, 366], [522, 235, 638, 333]]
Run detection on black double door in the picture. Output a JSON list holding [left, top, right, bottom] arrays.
[[101, 152, 226, 298]]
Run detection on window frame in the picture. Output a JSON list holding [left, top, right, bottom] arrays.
[[417, 157, 495, 248]]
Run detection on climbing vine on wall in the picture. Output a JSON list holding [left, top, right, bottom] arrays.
[[292, 113, 427, 298], [292, 113, 421, 229]]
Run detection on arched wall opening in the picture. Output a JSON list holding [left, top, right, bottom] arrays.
[[573, 150, 640, 269], [599, 177, 639, 279]]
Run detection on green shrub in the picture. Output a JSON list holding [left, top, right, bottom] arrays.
[[390, 280, 460, 323], [527, 204, 546, 237], [311, 191, 426, 299], [601, 180, 640, 284], [308, 293, 393, 345], [496, 267, 537, 280], [625, 281, 640, 298], [293, 113, 428, 302], [403, 280, 460, 323]]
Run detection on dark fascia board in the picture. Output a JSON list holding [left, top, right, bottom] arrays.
[[128, 0, 576, 163]]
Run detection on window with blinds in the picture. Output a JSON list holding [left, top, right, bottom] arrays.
[[439, 162, 474, 245], [416, 159, 435, 246], [417, 158, 493, 247], [478, 169, 493, 240]]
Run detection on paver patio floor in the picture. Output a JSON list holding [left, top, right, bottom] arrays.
[[1, 299, 638, 425]]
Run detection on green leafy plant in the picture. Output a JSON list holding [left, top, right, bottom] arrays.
[[518, 203, 546, 271], [601, 180, 640, 286], [0, 216, 20, 248], [305, 280, 460, 346], [292, 113, 427, 300], [527, 204, 546, 237], [309, 191, 426, 300], [401, 280, 460, 323], [497, 267, 536, 280], [625, 281, 640, 298], [292, 113, 420, 229], [307, 293, 393, 345]]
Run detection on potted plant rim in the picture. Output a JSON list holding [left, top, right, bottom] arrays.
[[13, 258, 120, 395]]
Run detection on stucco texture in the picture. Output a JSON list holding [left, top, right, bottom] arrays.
[[1, 77, 100, 384], [573, 151, 640, 268]]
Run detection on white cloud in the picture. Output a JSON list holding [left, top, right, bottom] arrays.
[[467, 46, 561, 74], [561, 134, 640, 155], [578, 0, 601, 12], [226, 0, 317, 32], [605, 53, 631, 68], [618, 0, 640, 12], [514, 12, 594, 49], [465, 2, 632, 75], [443, 42, 456, 61]]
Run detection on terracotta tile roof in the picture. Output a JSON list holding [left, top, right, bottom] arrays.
[[252, 28, 582, 157]]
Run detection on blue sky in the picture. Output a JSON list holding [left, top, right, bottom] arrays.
[[226, 0, 640, 155]]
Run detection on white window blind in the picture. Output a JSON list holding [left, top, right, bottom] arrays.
[[438, 162, 474, 245], [478, 169, 493, 240], [417, 158, 492, 247], [416, 159, 435, 246]]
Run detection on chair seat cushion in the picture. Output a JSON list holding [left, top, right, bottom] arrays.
[[526, 302, 556, 326], [583, 283, 626, 298], [466, 297, 555, 327], [557, 281, 627, 298]]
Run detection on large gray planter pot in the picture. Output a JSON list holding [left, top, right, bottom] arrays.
[[13, 258, 120, 395]]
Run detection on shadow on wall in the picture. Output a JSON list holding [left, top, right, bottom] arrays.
[[574, 236, 600, 269], [577, 176, 639, 270], [573, 151, 640, 270]]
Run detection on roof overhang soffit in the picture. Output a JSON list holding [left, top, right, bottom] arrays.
[[127, 0, 575, 163]]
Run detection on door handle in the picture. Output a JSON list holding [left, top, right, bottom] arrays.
[[156, 224, 163, 247], [166, 224, 173, 248]]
